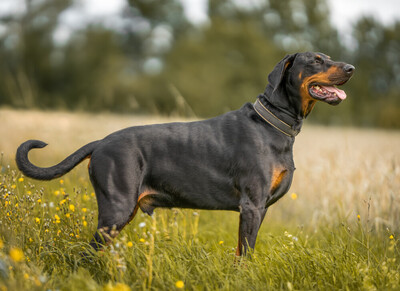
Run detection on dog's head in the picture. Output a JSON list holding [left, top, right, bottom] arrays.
[[265, 52, 355, 118]]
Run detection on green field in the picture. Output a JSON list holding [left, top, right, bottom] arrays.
[[1, 109, 400, 290]]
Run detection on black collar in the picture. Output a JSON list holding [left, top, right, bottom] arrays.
[[253, 99, 300, 137]]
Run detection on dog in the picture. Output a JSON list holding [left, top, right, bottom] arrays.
[[16, 52, 354, 255]]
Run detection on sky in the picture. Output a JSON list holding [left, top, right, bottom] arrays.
[[0, 0, 399, 41], [71, 0, 400, 33], [59, 0, 400, 32], [326, 0, 400, 32]]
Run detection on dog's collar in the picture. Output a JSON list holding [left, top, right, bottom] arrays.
[[253, 99, 300, 137]]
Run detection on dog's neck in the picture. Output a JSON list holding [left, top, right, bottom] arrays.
[[257, 93, 303, 136]]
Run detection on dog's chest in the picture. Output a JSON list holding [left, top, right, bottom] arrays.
[[263, 165, 294, 208], [270, 166, 290, 192], [261, 146, 295, 206]]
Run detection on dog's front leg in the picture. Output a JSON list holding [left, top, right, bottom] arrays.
[[236, 201, 267, 256]]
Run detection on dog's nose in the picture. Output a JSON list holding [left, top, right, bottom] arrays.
[[344, 64, 355, 76]]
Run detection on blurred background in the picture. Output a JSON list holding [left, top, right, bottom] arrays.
[[0, 0, 399, 128]]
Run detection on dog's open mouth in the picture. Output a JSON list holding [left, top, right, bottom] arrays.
[[309, 82, 347, 105]]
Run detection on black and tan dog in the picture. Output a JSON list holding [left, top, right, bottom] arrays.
[[16, 52, 354, 255]]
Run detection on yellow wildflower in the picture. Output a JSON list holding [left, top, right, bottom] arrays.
[[54, 214, 60, 220], [83, 221, 88, 227], [219, 241, 224, 245], [59, 199, 66, 205], [291, 193, 298, 200], [69, 204, 75, 212], [91, 192, 95, 197], [59, 179, 64, 185], [4, 201, 8, 207], [357, 214, 361, 220], [35, 217, 40, 224], [23, 273, 29, 279], [175, 281, 184, 289], [29, 238, 33, 243], [54, 190, 60, 196], [82, 208, 87, 213], [66, 213, 70, 218], [18, 177, 24, 182], [9, 247, 24, 262], [37, 199, 42, 203], [11, 184, 16, 189], [390, 235, 394, 240], [83, 194, 90, 201], [27, 190, 32, 195], [34, 278, 41, 286], [127, 241, 133, 248], [0, 238, 3, 249], [103, 282, 131, 291], [139, 238, 145, 243], [15, 203, 18, 208]]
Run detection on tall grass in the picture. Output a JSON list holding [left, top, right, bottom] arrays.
[[0, 109, 399, 290]]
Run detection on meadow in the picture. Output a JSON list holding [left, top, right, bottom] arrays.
[[0, 108, 400, 290]]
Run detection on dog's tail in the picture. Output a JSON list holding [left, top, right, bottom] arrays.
[[16, 140, 100, 180]]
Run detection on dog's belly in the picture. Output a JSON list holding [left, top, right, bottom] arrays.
[[137, 182, 241, 215]]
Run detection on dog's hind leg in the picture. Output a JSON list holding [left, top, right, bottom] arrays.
[[89, 204, 139, 251], [88, 168, 140, 250]]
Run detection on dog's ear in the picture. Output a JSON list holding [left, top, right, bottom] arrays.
[[267, 53, 298, 92]]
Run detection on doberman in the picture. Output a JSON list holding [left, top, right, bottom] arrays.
[[16, 52, 354, 256]]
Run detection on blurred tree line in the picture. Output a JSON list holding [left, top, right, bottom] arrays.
[[0, 0, 399, 127]]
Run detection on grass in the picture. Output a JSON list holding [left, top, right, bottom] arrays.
[[1, 108, 400, 290]]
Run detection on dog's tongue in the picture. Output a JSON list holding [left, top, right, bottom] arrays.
[[322, 85, 346, 100]]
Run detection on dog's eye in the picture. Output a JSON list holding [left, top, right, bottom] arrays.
[[315, 57, 324, 64]]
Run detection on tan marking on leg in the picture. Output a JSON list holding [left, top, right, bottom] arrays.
[[138, 190, 157, 202], [236, 221, 242, 256], [236, 239, 242, 256], [138, 189, 158, 214]]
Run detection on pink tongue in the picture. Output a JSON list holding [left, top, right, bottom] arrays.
[[322, 85, 347, 100]]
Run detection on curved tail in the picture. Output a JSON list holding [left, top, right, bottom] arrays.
[[16, 140, 99, 180]]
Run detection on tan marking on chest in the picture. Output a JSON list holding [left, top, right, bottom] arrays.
[[270, 167, 288, 193]]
